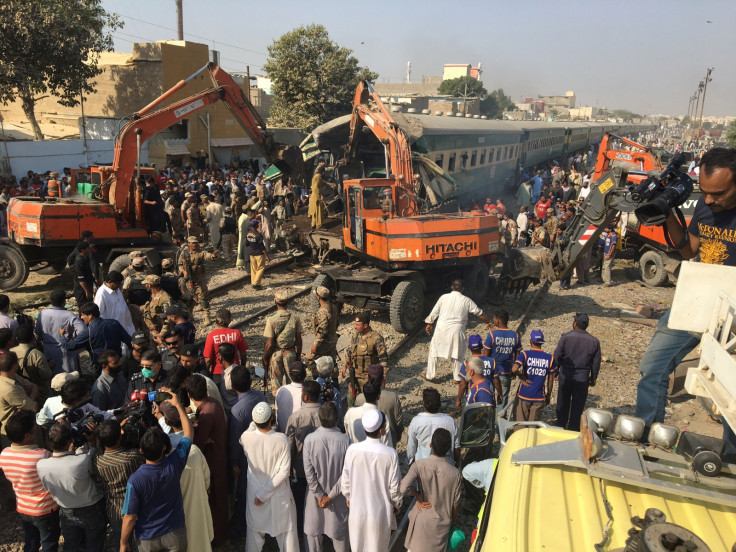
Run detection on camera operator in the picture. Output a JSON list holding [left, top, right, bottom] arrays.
[[41, 379, 116, 430], [36, 421, 107, 551], [128, 349, 169, 398], [635, 147, 736, 459], [120, 390, 193, 552], [94, 419, 144, 551], [314, 356, 343, 429]]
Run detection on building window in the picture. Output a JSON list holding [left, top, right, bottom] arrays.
[[435, 154, 444, 169], [448, 152, 457, 172], [470, 150, 477, 167]]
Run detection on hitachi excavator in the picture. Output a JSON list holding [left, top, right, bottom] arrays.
[[1, 63, 303, 290], [309, 82, 515, 333]]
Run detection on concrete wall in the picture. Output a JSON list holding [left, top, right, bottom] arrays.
[[2, 139, 150, 178], [443, 64, 471, 80]]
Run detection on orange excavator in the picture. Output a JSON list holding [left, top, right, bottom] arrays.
[[310, 82, 508, 332], [1, 63, 302, 290], [593, 133, 700, 286]]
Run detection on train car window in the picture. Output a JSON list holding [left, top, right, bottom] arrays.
[[503, 146, 508, 160], [496, 149, 501, 162], [489, 148, 494, 162], [471, 151, 477, 167], [480, 150, 486, 165], [459, 152, 468, 171], [435, 154, 444, 169], [448, 153, 457, 172]]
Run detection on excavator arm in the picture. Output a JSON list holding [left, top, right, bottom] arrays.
[[106, 63, 302, 222], [346, 81, 417, 214]]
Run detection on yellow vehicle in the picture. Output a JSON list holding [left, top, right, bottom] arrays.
[[472, 420, 736, 551]]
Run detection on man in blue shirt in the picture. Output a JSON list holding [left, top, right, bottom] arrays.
[[465, 357, 496, 406], [483, 311, 522, 408], [59, 302, 131, 364], [457, 335, 500, 408], [512, 330, 558, 421], [120, 389, 193, 552], [601, 225, 617, 286], [531, 170, 544, 204]]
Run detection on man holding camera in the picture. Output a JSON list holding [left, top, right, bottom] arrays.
[[37, 422, 107, 551], [635, 148, 736, 459]]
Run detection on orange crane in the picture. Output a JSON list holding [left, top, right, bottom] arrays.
[[312, 82, 505, 332], [1, 63, 301, 290]]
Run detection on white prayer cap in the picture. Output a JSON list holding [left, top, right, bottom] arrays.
[[315, 356, 334, 377], [362, 409, 384, 433], [252, 402, 272, 424], [51, 371, 79, 391]]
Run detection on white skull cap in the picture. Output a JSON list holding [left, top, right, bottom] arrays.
[[252, 402, 272, 424]]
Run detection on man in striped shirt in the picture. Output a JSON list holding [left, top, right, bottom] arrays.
[[0, 410, 60, 552]]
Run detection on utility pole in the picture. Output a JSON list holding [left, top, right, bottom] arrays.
[[697, 67, 714, 137], [175, 0, 183, 40]]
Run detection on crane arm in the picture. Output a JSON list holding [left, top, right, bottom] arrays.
[[593, 132, 662, 181], [107, 63, 276, 213], [346, 81, 416, 212]]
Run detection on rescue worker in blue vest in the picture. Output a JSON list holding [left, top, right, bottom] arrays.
[[511, 329, 558, 422], [457, 335, 502, 407], [483, 310, 522, 409], [463, 357, 497, 405]]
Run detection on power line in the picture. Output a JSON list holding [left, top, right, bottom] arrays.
[[112, 12, 268, 57]]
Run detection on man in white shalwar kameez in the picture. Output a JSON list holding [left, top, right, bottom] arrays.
[[423, 279, 491, 380], [94, 270, 135, 338], [239, 401, 300, 552], [341, 410, 402, 552]]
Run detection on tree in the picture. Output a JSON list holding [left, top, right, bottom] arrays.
[[264, 24, 378, 131], [0, 0, 120, 140], [437, 76, 488, 99], [549, 109, 560, 120], [726, 120, 736, 149], [488, 89, 515, 113]]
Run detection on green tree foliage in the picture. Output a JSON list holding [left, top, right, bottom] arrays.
[[437, 76, 488, 98], [611, 109, 643, 122], [264, 24, 378, 131], [726, 120, 736, 149], [0, 0, 120, 140], [488, 89, 515, 113], [681, 115, 692, 126]]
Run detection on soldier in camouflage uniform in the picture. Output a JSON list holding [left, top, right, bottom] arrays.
[[178, 236, 218, 324], [305, 285, 339, 379], [160, 258, 183, 303], [123, 257, 151, 331], [140, 274, 172, 344], [262, 288, 303, 395], [341, 311, 388, 406], [121, 250, 143, 280], [186, 199, 202, 240]]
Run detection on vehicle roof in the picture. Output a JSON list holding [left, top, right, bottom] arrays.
[[480, 427, 736, 552]]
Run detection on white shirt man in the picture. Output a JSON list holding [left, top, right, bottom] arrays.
[[275, 380, 304, 433], [239, 402, 299, 552], [423, 282, 490, 381], [93, 272, 134, 337], [341, 410, 402, 552]]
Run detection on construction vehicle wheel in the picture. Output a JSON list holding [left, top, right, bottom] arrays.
[[108, 254, 132, 275], [390, 280, 424, 333], [0, 245, 29, 291], [465, 262, 490, 300], [640, 250, 668, 287]]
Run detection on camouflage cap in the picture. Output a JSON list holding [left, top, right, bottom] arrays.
[[315, 285, 331, 299], [132, 257, 146, 267], [142, 274, 161, 286], [274, 288, 290, 304], [161, 258, 174, 269], [187, 236, 200, 243], [129, 250, 143, 259]]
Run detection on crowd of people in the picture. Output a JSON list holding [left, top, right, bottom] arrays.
[[1, 136, 735, 552]]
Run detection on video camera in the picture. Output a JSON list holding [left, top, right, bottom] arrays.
[[54, 400, 104, 448], [319, 377, 337, 404], [629, 152, 694, 227], [121, 390, 172, 449]]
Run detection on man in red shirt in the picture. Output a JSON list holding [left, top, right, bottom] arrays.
[[0, 410, 60, 551], [203, 308, 248, 383], [535, 194, 551, 220], [483, 197, 496, 214]]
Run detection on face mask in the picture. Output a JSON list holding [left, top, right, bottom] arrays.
[[141, 367, 155, 379]]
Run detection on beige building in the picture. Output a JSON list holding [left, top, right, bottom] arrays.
[[569, 106, 598, 120], [443, 64, 472, 80], [2, 40, 271, 169]]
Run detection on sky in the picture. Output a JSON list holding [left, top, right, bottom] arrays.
[[102, 0, 736, 118]]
